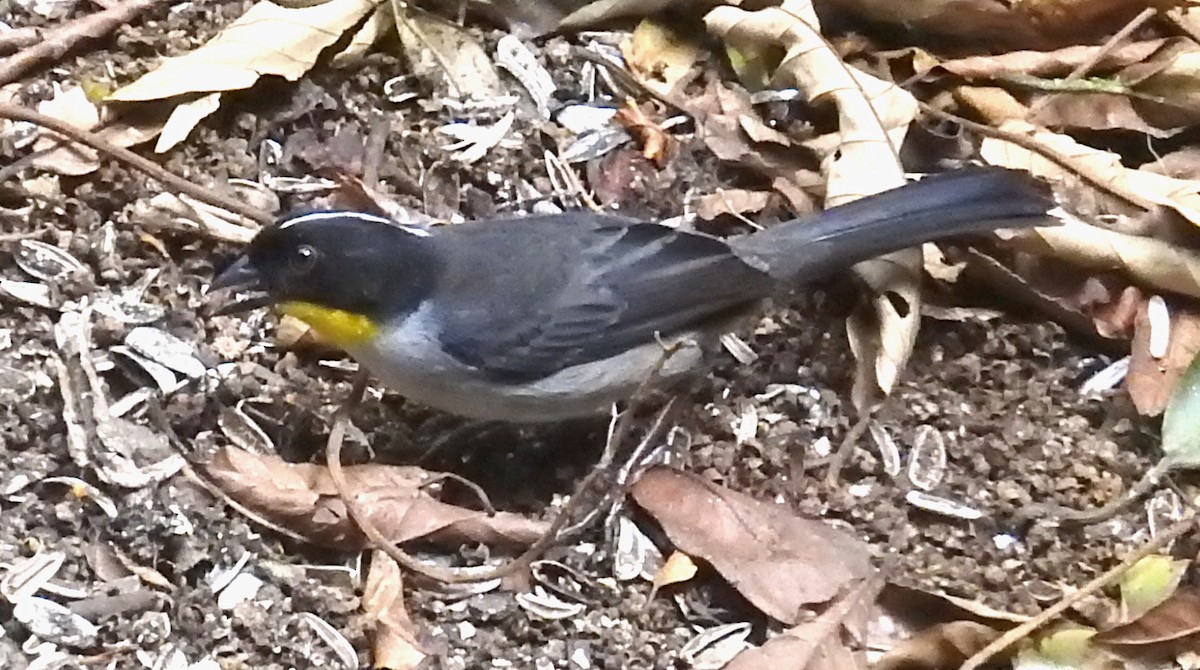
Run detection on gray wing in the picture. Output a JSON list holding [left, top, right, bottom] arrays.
[[431, 214, 777, 383]]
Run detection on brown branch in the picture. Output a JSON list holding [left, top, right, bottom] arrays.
[[326, 350, 681, 583], [0, 103, 273, 227], [0, 27, 41, 56], [325, 373, 638, 584], [0, 0, 171, 86]]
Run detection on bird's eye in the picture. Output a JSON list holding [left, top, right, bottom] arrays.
[[290, 245, 319, 273]]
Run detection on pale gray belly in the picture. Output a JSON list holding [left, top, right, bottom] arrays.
[[344, 304, 711, 422]]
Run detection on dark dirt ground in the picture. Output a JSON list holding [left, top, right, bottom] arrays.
[[0, 1, 1176, 669]]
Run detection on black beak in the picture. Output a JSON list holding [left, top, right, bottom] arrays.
[[208, 256, 271, 315]]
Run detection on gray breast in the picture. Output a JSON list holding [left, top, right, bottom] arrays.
[[345, 302, 710, 422]]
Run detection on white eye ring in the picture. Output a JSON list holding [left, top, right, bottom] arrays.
[[291, 244, 319, 272]]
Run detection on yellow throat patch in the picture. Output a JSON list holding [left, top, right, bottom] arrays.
[[279, 301, 378, 348]]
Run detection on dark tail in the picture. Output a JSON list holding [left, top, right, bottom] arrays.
[[729, 167, 1053, 282]]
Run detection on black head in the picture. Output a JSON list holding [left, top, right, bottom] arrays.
[[210, 212, 439, 320]]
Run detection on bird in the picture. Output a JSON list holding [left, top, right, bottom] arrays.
[[210, 167, 1052, 423]]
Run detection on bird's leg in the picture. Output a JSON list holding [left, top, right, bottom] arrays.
[[559, 397, 679, 541], [555, 337, 690, 541]]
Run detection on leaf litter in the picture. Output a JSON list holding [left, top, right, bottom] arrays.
[[4, 0, 1200, 666]]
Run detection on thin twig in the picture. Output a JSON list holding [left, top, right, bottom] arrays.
[[561, 398, 678, 539], [960, 514, 1197, 670], [1027, 6, 1157, 118], [326, 345, 686, 583], [0, 103, 273, 227], [0, 0, 169, 86], [1065, 7, 1157, 81], [1020, 461, 1169, 525], [0, 26, 41, 57], [0, 229, 51, 242], [824, 411, 873, 487]]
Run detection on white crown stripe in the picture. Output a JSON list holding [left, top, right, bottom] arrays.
[[278, 211, 431, 237]]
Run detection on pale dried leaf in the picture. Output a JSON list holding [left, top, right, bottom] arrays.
[[109, 0, 381, 101], [652, 551, 698, 590], [395, 11, 503, 100], [1031, 93, 1181, 139], [874, 621, 1001, 670], [621, 18, 704, 99], [362, 550, 429, 669], [31, 86, 99, 175], [822, 0, 1154, 50], [727, 576, 879, 670], [936, 40, 1168, 80], [331, 2, 391, 67], [706, 0, 918, 397], [695, 190, 771, 220], [996, 213, 1200, 302], [953, 85, 1030, 123], [155, 93, 222, 153], [980, 119, 1200, 225]]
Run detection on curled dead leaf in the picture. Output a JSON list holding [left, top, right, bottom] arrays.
[[631, 467, 873, 624], [1096, 589, 1200, 647], [706, 0, 919, 399], [363, 550, 431, 669], [1126, 305, 1200, 416], [199, 446, 547, 549]]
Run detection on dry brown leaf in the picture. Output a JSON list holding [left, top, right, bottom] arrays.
[[1140, 146, 1200, 181], [631, 467, 873, 624], [952, 85, 1030, 123], [1090, 284, 1144, 340], [936, 40, 1168, 80], [652, 551, 698, 591], [995, 213, 1200, 302], [362, 550, 430, 669], [954, 249, 1125, 343], [980, 119, 1200, 226], [1126, 304, 1200, 417], [199, 446, 547, 549], [1096, 589, 1200, 647], [109, 0, 381, 101], [1030, 93, 1181, 139], [621, 18, 705, 99], [394, 10, 504, 100], [695, 189, 772, 220], [707, 0, 919, 400], [682, 79, 823, 212], [1135, 46, 1200, 127], [820, 0, 1153, 50], [727, 576, 879, 670], [613, 100, 671, 167], [875, 621, 1001, 670], [686, 79, 808, 176], [28, 86, 166, 175]]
